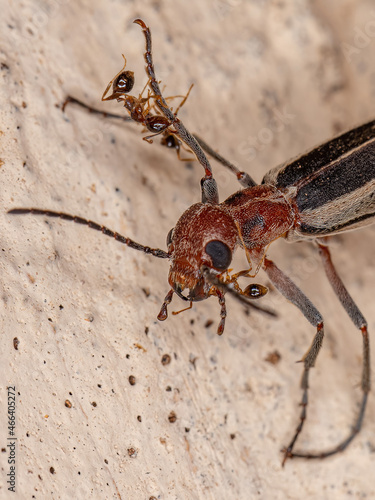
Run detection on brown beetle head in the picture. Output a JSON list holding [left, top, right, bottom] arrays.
[[166, 203, 239, 301]]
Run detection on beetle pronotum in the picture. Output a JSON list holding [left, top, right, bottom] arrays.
[[9, 19, 373, 464]]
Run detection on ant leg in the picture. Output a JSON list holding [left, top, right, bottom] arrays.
[[159, 133, 195, 162], [201, 267, 277, 317], [8, 208, 169, 259], [138, 79, 159, 108], [290, 242, 370, 459], [143, 128, 168, 144], [148, 86, 193, 117], [193, 134, 257, 188], [172, 302, 193, 315], [102, 54, 129, 101], [133, 20, 172, 114], [262, 258, 325, 466], [175, 145, 195, 162], [173, 83, 194, 116], [62, 95, 132, 122]]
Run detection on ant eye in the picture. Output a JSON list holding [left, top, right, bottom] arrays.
[[205, 240, 232, 270], [113, 71, 135, 94], [166, 227, 174, 246]]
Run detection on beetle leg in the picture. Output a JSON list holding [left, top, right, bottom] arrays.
[[157, 289, 175, 321], [217, 290, 227, 336], [262, 258, 324, 465], [290, 242, 370, 459], [143, 129, 167, 143]]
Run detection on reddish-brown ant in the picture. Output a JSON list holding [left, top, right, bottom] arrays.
[[101, 54, 181, 143], [63, 53, 194, 159], [9, 18, 373, 465]]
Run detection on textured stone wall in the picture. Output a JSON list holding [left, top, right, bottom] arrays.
[[1, 1, 375, 498]]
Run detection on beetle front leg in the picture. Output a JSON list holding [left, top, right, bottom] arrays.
[[318, 242, 370, 395], [262, 258, 324, 465], [217, 290, 227, 336], [289, 242, 370, 459]]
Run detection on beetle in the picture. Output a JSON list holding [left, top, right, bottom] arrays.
[[8, 19, 373, 464]]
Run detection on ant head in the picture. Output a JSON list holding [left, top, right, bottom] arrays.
[[112, 70, 135, 95], [166, 203, 239, 301], [160, 133, 179, 149]]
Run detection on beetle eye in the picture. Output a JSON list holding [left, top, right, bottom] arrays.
[[205, 240, 232, 270], [166, 227, 174, 246], [113, 71, 135, 94]]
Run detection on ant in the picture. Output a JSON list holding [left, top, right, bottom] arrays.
[[63, 56, 195, 160]]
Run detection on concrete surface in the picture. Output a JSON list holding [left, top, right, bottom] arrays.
[[1, 0, 375, 499]]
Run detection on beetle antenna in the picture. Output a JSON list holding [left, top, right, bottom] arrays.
[[133, 18, 219, 204], [7, 208, 169, 259]]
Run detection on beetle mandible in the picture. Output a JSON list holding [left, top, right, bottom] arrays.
[[9, 19, 373, 465]]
